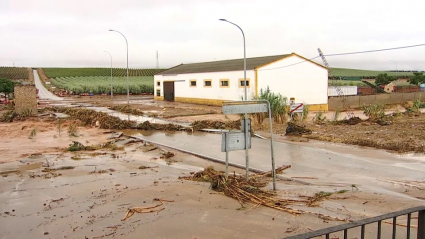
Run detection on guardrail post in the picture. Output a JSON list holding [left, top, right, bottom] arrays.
[[418, 209, 425, 239]]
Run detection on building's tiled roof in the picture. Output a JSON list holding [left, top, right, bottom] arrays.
[[157, 54, 291, 75]]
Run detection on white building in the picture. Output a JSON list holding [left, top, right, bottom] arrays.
[[154, 53, 328, 111]]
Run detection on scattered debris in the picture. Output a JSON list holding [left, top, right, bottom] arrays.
[[68, 141, 122, 152], [68, 141, 86, 151], [0, 170, 19, 177], [141, 144, 157, 152], [67, 124, 79, 137], [285, 122, 312, 136], [160, 150, 175, 159], [28, 128, 37, 139], [338, 117, 362, 125], [43, 196, 69, 210], [114, 138, 138, 147], [139, 165, 158, 170], [89, 167, 113, 174], [109, 105, 145, 116], [291, 177, 318, 179], [137, 121, 189, 131], [108, 132, 123, 139], [121, 198, 174, 221], [50, 107, 135, 129], [180, 167, 350, 222], [42, 166, 75, 172], [191, 120, 240, 131], [53, 113, 70, 118], [30, 172, 62, 179], [384, 220, 418, 228]]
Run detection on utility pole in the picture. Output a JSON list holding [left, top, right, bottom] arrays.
[[156, 50, 159, 69]]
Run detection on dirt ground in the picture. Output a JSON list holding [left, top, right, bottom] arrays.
[[0, 120, 423, 238], [86, 97, 425, 154], [1, 96, 424, 238], [306, 112, 425, 153], [0, 119, 110, 164]]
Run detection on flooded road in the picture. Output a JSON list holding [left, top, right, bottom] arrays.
[[134, 131, 425, 193], [0, 132, 423, 238]]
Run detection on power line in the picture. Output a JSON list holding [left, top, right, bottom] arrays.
[[324, 43, 425, 57], [257, 43, 425, 71], [257, 56, 319, 71]]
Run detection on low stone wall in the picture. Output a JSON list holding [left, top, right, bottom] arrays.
[[14, 84, 37, 115], [329, 92, 425, 110]]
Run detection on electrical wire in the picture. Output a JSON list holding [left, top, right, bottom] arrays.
[[324, 43, 425, 57], [257, 43, 425, 71]]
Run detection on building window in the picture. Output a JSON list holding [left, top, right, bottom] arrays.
[[156, 81, 160, 87], [190, 80, 197, 87], [156, 89, 160, 96], [204, 79, 212, 87], [220, 79, 229, 88], [239, 78, 250, 88]]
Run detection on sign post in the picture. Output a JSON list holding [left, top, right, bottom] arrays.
[[222, 101, 277, 190], [290, 103, 304, 125]]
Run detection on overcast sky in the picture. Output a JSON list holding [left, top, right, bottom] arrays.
[[1, 0, 425, 70]]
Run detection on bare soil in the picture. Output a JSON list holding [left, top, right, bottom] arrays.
[[0, 120, 423, 238], [0, 118, 110, 164], [78, 98, 425, 154], [305, 112, 425, 153]]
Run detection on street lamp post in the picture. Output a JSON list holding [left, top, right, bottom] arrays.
[[109, 29, 129, 105], [219, 19, 250, 180], [391, 60, 398, 80], [104, 51, 113, 101]]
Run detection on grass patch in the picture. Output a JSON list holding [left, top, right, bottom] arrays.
[[28, 128, 36, 139], [68, 124, 78, 137]]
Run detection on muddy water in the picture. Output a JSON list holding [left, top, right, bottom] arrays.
[[1, 140, 424, 238], [129, 131, 425, 192]]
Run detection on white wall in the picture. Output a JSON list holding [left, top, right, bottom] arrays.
[[257, 55, 328, 105], [328, 86, 357, 96], [155, 70, 256, 101]]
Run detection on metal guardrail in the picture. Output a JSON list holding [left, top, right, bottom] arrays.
[[282, 206, 425, 239]]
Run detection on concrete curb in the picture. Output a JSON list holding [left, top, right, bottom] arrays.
[[127, 134, 310, 185]]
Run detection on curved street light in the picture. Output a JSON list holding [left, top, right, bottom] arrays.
[[219, 19, 250, 180], [103, 51, 113, 101], [109, 29, 129, 104]]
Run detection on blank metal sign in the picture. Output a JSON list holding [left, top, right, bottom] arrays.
[[222, 103, 268, 115], [221, 132, 251, 152]]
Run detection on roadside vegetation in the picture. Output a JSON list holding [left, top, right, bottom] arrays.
[[43, 68, 164, 78], [49, 76, 154, 95], [252, 87, 288, 124], [0, 78, 16, 101]]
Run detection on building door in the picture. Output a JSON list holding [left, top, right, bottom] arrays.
[[163, 81, 174, 101]]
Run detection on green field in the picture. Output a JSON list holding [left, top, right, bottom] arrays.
[[50, 76, 154, 95], [0, 67, 29, 79], [328, 80, 367, 86], [330, 68, 421, 78], [43, 68, 165, 78]]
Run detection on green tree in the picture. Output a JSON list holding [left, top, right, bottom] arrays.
[[375, 73, 396, 86], [408, 72, 425, 85], [0, 78, 15, 102]]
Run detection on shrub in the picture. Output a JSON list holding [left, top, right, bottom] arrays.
[[363, 104, 385, 120], [253, 87, 288, 124]]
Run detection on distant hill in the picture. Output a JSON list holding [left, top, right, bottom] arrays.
[[330, 68, 422, 78]]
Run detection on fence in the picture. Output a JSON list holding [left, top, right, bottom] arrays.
[[329, 92, 424, 110], [328, 86, 357, 97], [282, 206, 425, 239]]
